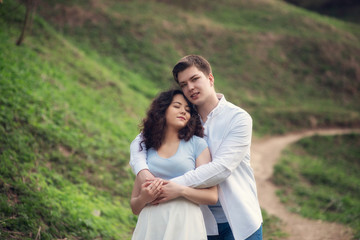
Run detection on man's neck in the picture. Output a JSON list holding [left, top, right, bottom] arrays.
[[197, 93, 220, 123]]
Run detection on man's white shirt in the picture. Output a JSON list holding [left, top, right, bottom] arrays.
[[130, 94, 262, 240]]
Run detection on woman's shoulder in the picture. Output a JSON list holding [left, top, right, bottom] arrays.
[[188, 135, 207, 146]]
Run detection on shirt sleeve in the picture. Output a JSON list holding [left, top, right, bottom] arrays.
[[172, 113, 252, 188], [129, 133, 149, 175]]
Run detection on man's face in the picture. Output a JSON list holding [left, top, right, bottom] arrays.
[[177, 66, 214, 106]]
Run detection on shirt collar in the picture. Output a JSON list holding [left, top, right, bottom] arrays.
[[206, 93, 226, 119]]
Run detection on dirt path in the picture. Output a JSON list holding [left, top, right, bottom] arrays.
[[251, 128, 360, 240]]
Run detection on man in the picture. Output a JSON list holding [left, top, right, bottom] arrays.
[[130, 55, 263, 240]]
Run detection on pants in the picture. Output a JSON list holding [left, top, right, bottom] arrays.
[[207, 223, 263, 240], [207, 222, 234, 240]]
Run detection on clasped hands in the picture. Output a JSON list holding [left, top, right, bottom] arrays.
[[141, 178, 183, 205]]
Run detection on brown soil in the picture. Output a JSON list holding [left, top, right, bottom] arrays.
[[251, 128, 360, 240]]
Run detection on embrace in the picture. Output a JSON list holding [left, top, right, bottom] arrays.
[[129, 55, 263, 240]]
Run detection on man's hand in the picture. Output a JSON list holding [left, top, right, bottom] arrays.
[[151, 180, 184, 204], [137, 169, 155, 184]]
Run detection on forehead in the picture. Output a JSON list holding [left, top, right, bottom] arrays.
[[178, 66, 204, 82], [172, 94, 188, 104]]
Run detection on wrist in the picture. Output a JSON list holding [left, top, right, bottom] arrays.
[[136, 192, 148, 204], [180, 185, 188, 198]]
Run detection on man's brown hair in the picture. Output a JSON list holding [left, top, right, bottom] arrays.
[[172, 55, 212, 83]]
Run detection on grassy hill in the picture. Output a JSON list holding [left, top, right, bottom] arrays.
[[1, 0, 359, 239], [34, 0, 360, 135]]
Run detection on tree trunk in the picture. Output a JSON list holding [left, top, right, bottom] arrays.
[[16, 0, 35, 46]]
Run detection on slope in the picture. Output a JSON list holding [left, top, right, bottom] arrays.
[[35, 0, 360, 135], [1, 1, 158, 239]]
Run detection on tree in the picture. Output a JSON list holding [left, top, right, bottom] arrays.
[[16, 0, 36, 46], [284, 0, 359, 9]]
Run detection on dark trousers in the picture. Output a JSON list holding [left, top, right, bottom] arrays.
[[207, 222, 235, 240], [207, 223, 263, 240]]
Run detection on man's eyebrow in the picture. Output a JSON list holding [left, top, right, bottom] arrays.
[[189, 74, 199, 80], [179, 74, 199, 83]]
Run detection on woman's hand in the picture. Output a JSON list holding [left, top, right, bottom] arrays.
[[152, 180, 185, 204], [139, 178, 163, 204], [131, 177, 165, 215]]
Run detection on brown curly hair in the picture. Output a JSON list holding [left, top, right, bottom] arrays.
[[140, 89, 204, 150]]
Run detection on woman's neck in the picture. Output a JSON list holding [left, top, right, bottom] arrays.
[[157, 127, 181, 158], [162, 127, 180, 145]]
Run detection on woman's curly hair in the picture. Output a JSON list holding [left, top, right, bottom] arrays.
[[140, 89, 204, 150]]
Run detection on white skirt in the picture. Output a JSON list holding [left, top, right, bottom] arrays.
[[132, 198, 207, 240]]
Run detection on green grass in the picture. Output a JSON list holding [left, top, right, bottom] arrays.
[[262, 209, 288, 240], [273, 133, 360, 239], [0, 2, 154, 238], [1, 0, 360, 239], [34, 0, 360, 136]]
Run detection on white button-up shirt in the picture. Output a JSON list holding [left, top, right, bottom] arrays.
[[130, 94, 263, 240]]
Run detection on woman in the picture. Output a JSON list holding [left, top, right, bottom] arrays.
[[131, 89, 218, 240]]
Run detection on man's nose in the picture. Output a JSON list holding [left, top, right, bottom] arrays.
[[187, 82, 194, 91]]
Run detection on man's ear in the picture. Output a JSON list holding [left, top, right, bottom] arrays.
[[209, 73, 214, 87]]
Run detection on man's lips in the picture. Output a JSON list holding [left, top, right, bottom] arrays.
[[190, 92, 199, 99]]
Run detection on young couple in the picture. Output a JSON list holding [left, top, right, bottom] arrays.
[[130, 55, 263, 240]]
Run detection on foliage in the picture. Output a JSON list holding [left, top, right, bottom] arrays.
[[34, 0, 360, 136], [262, 209, 288, 240], [283, 0, 360, 24], [0, 1, 154, 238], [273, 134, 360, 239]]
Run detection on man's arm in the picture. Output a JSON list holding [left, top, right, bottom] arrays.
[[172, 113, 252, 188], [129, 133, 155, 182], [159, 181, 218, 205], [153, 146, 218, 205]]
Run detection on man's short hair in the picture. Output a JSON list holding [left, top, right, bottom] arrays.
[[172, 55, 212, 83]]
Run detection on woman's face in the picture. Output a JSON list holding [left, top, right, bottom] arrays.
[[165, 94, 191, 130]]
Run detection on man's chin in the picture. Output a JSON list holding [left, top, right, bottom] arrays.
[[188, 96, 199, 104], [190, 98, 201, 106]]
